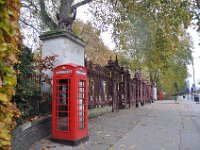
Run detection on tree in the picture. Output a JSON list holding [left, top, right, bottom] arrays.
[[14, 46, 37, 121], [16, 46, 35, 75], [0, 0, 21, 149], [118, 54, 129, 67], [90, 0, 193, 94], [19, 0, 94, 49], [21, 0, 93, 31], [193, 0, 200, 34], [73, 20, 115, 65]]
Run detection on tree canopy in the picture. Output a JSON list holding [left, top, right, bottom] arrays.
[[19, 0, 195, 94], [90, 0, 193, 94], [193, 0, 200, 34], [73, 20, 115, 65]]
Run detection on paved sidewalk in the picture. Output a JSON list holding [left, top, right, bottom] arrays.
[[113, 97, 200, 150], [30, 97, 200, 150]]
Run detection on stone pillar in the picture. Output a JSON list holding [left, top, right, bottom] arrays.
[[40, 30, 85, 67], [152, 84, 158, 101], [39, 31, 85, 92]]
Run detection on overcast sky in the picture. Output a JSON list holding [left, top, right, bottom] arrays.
[[77, 4, 115, 50]]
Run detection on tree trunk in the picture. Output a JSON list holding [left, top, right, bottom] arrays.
[[59, 0, 73, 21], [39, 0, 93, 31], [39, 0, 57, 30]]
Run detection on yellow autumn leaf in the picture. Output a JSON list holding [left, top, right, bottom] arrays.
[[0, 129, 11, 141], [0, 0, 5, 4], [0, 93, 8, 102], [120, 144, 126, 148], [0, 1, 21, 149], [0, 123, 5, 131], [0, 43, 7, 52], [1, 140, 10, 146], [108, 145, 114, 150], [0, 77, 2, 87]]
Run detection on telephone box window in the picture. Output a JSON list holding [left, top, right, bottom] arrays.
[[56, 79, 70, 131], [78, 80, 86, 129]]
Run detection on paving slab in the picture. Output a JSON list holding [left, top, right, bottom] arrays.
[[30, 97, 200, 150]]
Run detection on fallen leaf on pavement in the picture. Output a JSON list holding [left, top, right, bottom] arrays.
[[46, 146, 56, 148], [108, 145, 114, 150], [120, 144, 126, 148], [80, 142, 85, 149], [97, 140, 102, 144], [47, 141, 51, 145], [40, 148, 48, 150], [129, 145, 135, 149], [96, 131, 102, 135]]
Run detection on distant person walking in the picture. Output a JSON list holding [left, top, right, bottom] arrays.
[[175, 95, 177, 103], [194, 93, 200, 104]]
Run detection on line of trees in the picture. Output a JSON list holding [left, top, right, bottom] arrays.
[[19, 0, 200, 95], [90, 0, 194, 95]]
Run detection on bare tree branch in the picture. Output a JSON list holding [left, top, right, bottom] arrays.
[[196, 0, 200, 9], [39, 0, 57, 30], [51, 0, 57, 9], [19, 18, 40, 33], [21, 3, 32, 8], [72, 0, 93, 10], [21, 0, 39, 12]]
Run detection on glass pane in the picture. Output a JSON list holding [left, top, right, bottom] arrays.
[[78, 80, 86, 130], [79, 123, 85, 129], [56, 118, 69, 131], [55, 79, 70, 131]]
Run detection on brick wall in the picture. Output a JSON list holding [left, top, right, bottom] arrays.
[[11, 117, 51, 150]]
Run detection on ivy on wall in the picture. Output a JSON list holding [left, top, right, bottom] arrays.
[[0, 0, 21, 149]]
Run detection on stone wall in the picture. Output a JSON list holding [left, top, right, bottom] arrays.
[[11, 106, 112, 150], [11, 117, 51, 150]]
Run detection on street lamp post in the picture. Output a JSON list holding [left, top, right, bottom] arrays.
[[174, 82, 178, 103], [192, 59, 196, 87]]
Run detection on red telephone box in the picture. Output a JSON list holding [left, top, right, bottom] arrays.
[[52, 64, 89, 145]]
